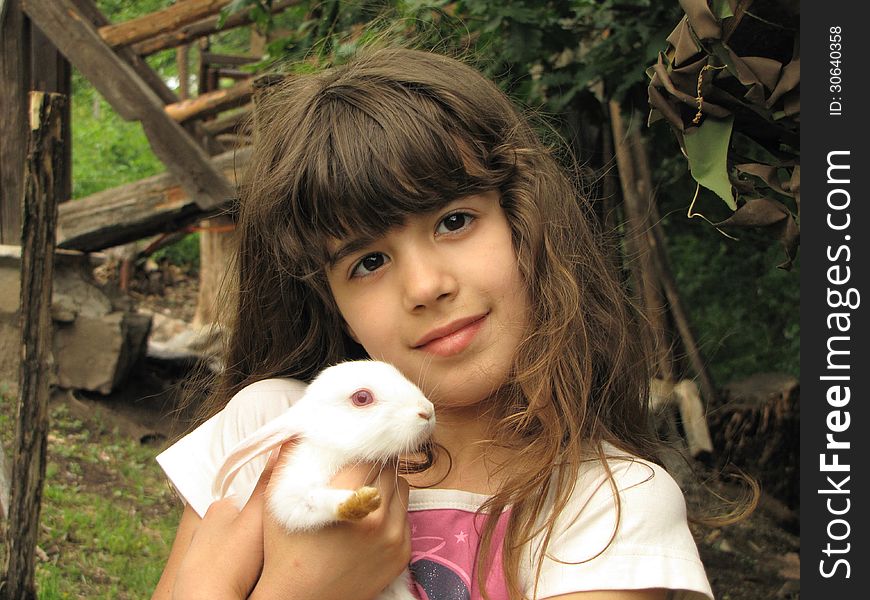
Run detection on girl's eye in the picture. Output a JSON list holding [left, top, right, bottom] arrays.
[[351, 253, 387, 278], [351, 389, 374, 406], [436, 212, 474, 234]]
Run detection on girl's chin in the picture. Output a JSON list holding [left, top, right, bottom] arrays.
[[425, 376, 508, 410]]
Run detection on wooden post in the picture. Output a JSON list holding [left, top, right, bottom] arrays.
[[1, 91, 67, 600], [623, 114, 719, 408], [608, 100, 673, 380], [645, 198, 720, 409], [177, 43, 190, 100], [0, 0, 30, 244]]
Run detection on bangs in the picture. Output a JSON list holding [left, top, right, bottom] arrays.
[[284, 78, 514, 257]]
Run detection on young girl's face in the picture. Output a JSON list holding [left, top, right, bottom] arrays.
[[325, 191, 530, 410]]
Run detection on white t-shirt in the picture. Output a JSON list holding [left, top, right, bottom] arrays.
[[157, 378, 714, 600]]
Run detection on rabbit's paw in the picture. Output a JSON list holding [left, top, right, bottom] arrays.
[[337, 486, 381, 520]]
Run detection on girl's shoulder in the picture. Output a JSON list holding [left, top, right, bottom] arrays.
[[216, 377, 308, 439], [536, 448, 712, 600], [573, 447, 682, 508], [156, 377, 308, 516]]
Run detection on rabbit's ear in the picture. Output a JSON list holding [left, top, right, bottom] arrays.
[[212, 414, 301, 500]]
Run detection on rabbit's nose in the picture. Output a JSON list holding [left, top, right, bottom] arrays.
[[418, 409, 433, 420]]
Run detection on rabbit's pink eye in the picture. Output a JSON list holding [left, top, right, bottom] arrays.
[[351, 389, 374, 407]]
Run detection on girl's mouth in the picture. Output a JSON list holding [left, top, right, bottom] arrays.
[[414, 314, 487, 357]]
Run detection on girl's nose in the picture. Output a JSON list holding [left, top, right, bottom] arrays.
[[400, 252, 458, 311]]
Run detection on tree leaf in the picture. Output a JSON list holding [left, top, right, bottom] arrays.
[[683, 115, 737, 210]]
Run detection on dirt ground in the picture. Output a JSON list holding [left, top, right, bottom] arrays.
[[84, 263, 801, 599]]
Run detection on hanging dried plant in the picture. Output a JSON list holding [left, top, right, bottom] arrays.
[[647, 0, 799, 269]]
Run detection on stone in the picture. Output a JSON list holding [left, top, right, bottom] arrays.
[[0, 245, 152, 395]]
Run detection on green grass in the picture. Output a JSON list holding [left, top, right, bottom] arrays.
[[0, 397, 181, 599]]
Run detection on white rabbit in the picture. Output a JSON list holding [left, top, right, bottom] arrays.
[[212, 360, 435, 600]]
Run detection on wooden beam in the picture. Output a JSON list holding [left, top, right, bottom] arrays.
[[57, 147, 250, 252], [215, 67, 254, 81], [1, 91, 65, 600], [201, 106, 252, 135], [132, 0, 300, 57], [201, 51, 260, 66], [70, 0, 178, 105], [99, 0, 231, 48], [23, 0, 236, 211], [165, 78, 253, 123]]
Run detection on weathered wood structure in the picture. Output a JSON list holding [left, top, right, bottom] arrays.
[[1, 90, 66, 600], [0, 2, 281, 592], [0, 0, 70, 244], [23, 0, 237, 212], [2, 0, 279, 253]]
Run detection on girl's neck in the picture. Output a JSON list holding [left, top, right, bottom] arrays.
[[407, 399, 516, 495]]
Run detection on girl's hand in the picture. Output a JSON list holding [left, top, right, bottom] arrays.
[[250, 460, 412, 600], [169, 460, 273, 600]]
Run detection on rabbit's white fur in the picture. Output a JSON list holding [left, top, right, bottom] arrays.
[[212, 360, 435, 599]]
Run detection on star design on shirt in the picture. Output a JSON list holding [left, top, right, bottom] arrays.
[[455, 530, 468, 544]]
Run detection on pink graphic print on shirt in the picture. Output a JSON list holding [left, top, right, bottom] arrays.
[[408, 507, 510, 600]]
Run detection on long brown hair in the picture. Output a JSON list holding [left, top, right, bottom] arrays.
[[211, 47, 662, 599]]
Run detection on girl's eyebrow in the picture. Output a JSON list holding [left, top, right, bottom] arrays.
[[327, 236, 377, 267]]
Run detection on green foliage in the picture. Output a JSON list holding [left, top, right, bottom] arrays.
[[683, 115, 737, 210], [95, 0, 173, 22], [461, 0, 683, 106], [71, 83, 164, 199], [665, 221, 800, 385], [153, 233, 201, 270]]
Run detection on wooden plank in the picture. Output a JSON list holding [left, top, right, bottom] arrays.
[[201, 51, 260, 66], [23, 0, 236, 210], [672, 380, 714, 457], [201, 106, 251, 135], [99, 0, 231, 48], [57, 147, 250, 251], [1, 91, 65, 600], [29, 24, 73, 204], [132, 0, 300, 57], [215, 67, 254, 81], [165, 77, 253, 123]]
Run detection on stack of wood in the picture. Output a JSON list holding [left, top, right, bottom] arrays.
[[710, 373, 800, 508]]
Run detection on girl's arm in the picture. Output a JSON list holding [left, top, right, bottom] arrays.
[[251, 471, 411, 600], [153, 459, 412, 600], [152, 460, 272, 600], [151, 503, 203, 600]]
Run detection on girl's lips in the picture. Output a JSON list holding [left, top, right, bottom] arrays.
[[415, 315, 487, 357]]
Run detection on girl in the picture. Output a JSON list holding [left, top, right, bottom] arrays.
[[153, 47, 715, 600]]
